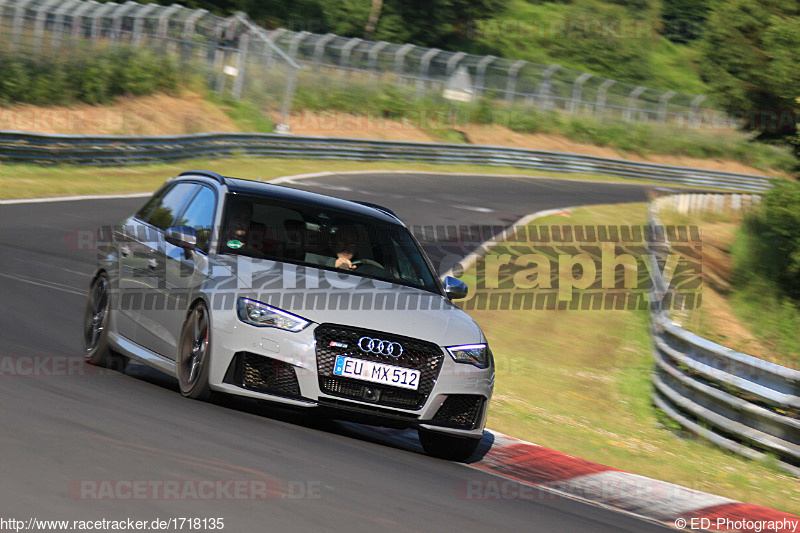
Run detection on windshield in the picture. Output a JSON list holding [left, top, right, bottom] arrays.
[[220, 195, 440, 294]]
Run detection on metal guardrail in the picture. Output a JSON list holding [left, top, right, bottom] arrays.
[[648, 197, 800, 476], [0, 131, 776, 192]]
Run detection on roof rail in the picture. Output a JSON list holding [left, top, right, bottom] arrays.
[[179, 170, 226, 185], [352, 200, 399, 219]]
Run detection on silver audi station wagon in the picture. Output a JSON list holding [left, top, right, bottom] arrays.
[[84, 170, 494, 460]]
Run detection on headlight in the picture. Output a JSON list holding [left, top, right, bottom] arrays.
[[447, 343, 490, 369], [236, 298, 310, 332]]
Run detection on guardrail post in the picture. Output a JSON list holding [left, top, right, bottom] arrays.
[[475, 55, 495, 97], [568, 72, 592, 114], [625, 86, 646, 121], [595, 79, 615, 115], [505, 60, 527, 105], [658, 90, 676, 122], [313, 33, 336, 70], [417, 47, 441, 98]]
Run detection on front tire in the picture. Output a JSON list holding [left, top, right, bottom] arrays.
[[83, 273, 125, 370], [178, 303, 212, 400], [418, 428, 481, 462]]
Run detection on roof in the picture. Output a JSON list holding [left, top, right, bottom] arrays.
[[221, 176, 403, 225]]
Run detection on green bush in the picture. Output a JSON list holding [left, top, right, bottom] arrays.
[[0, 46, 184, 107], [738, 181, 800, 300]]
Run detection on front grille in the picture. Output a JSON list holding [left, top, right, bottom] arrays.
[[430, 395, 485, 430], [315, 324, 444, 410], [237, 352, 302, 399]]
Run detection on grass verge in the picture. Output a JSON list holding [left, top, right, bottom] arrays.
[[461, 202, 799, 514], [0, 157, 690, 200], [660, 208, 800, 368]]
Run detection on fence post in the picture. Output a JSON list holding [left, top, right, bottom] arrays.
[[156, 3, 181, 40], [446, 51, 466, 76], [51, 0, 80, 51], [625, 85, 646, 121], [110, 1, 139, 45], [537, 63, 560, 110], [340, 37, 361, 69], [658, 90, 676, 122], [231, 30, 249, 100], [12, 0, 35, 50], [313, 33, 336, 69], [70, 0, 98, 42], [33, 0, 62, 54], [475, 55, 495, 97], [595, 79, 615, 115], [287, 30, 309, 59], [417, 47, 440, 98], [132, 2, 158, 45], [689, 95, 706, 128], [569, 72, 592, 114], [91, 2, 118, 41], [182, 7, 206, 38], [393, 43, 414, 80], [505, 60, 526, 105], [281, 63, 298, 129], [367, 40, 389, 78]]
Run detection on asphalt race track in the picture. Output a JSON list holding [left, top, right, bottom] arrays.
[[0, 173, 671, 532]]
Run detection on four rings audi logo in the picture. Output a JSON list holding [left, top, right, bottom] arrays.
[[357, 336, 403, 357]]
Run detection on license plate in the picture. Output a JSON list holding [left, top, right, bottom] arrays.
[[333, 355, 420, 391]]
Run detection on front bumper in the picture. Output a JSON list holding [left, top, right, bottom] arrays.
[[207, 314, 494, 437]]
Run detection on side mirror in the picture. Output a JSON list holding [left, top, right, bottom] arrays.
[[443, 276, 468, 300], [165, 226, 197, 252]]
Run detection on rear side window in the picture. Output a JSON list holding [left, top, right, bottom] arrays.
[[138, 183, 199, 231], [176, 185, 217, 252]]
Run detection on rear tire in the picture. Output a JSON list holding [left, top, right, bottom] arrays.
[[418, 428, 481, 462], [83, 273, 126, 370], [177, 303, 212, 401]]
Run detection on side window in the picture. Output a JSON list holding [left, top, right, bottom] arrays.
[[177, 186, 216, 252], [140, 183, 199, 231]]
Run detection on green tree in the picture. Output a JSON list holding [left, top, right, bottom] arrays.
[[661, 0, 711, 43], [700, 0, 800, 141]]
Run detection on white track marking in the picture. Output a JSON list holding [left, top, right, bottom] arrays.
[[0, 272, 85, 296], [0, 193, 151, 205], [451, 205, 494, 213]]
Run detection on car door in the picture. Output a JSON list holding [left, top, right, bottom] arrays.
[[158, 184, 218, 360], [130, 182, 200, 357]]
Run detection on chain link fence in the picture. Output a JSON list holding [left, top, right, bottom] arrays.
[[0, 0, 299, 127], [269, 28, 724, 126], [0, 0, 727, 130]]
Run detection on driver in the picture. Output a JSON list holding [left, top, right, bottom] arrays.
[[334, 241, 357, 270]]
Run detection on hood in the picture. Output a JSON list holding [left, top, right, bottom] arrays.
[[209, 255, 484, 346]]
